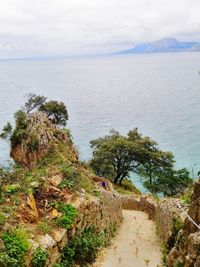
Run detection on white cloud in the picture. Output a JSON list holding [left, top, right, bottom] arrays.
[[0, 0, 200, 58]]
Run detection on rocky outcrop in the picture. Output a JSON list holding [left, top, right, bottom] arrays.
[[10, 112, 73, 168]]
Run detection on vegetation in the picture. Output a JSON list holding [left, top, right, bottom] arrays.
[[113, 178, 141, 195], [60, 226, 105, 266], [24, 93, 47, 114], [0, 93, 69, 148], [90, 128, 192, 196], [143, 167, 192, 196], [0, 123, 12, 142], [55, 203, 78, 229], [32, 247, 48, 267], [0, 228, 29, 266], [23, 93, 68, 126], [167, 217, 184, 249], [39, 100, 68, 126]]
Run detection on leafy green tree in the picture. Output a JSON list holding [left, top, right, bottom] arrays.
[[24, 93, 47, 113], [0, 123, 12, 142], [90, 128, 192, 195], [39, 100, 68, 126], [153, 167, 192, 196], [90, 129, 157, 185], [136, 150, 174, 191]]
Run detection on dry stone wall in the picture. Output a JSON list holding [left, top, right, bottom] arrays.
[[155, 198, 187, 242], [121, 195, 157, 220], [167, 181, 200, 267], [26, 190, 123, 266]]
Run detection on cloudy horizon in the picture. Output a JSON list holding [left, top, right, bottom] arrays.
[[0, 0, 200, 59]]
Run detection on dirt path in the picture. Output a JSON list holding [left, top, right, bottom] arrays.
[[93, 210, 162, 267]]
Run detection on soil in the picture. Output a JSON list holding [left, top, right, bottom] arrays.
[[93, 210, 162, 267]]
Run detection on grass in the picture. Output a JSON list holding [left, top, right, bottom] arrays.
[[113, 178, 141, 195]]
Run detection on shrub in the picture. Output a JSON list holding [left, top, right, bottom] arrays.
[[38, 221, 53, 234], [58, 179, 75, 190], [181, 191, 192, 204], [4, 184, 20, 194], [56, 203, 78, 229], [61, 227, 105, 266], [0, 228, 29, 266], [32, 247, 48, 267], [26, 135, 39, 152], [10, 128, 28, 147], [167, 217, 184, 249]]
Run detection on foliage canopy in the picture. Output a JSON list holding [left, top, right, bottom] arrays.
[[90, 128, 192, 195]]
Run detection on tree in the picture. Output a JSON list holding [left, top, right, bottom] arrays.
[[0, 123, 12, 142], [39, 100, 68, 126], [154, 167, 192, 196], [24, 93, 47, 113], [136, 150, 174, 192], [90, 129, 157, 185], [90, 128, 192, 195]]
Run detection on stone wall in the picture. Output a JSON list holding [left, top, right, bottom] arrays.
[[167, 181, 200, 267], [121, 195, 157, 220], [155, 198, 187, 242], [25, 190, 123, 266]]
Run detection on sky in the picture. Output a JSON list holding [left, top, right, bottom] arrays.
[[0, 0, 200, 59]]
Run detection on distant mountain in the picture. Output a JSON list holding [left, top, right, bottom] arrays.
[[116, 38, 200, 54]]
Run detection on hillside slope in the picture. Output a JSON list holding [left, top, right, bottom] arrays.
[[0, 111, 123, 266]]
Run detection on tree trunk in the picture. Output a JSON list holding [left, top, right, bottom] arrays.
[[114, 173, 121, 184], [149, 170, 152, 185], [119, 173, 127, 185]]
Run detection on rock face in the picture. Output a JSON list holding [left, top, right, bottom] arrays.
[[167, 181, 200, 267], [10, 112, 71, 168]]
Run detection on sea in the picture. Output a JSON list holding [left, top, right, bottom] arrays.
[[0, 52, 200, 189]]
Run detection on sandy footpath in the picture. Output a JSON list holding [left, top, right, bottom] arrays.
[[93, 210, 162, 267]]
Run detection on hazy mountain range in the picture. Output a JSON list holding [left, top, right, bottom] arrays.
[[116, 38, 200, 54]]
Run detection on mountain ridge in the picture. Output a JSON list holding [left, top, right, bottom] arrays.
[[116, 37, 200, 54]]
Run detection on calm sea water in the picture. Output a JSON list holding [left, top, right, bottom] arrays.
[[0, 53, 200, 188]]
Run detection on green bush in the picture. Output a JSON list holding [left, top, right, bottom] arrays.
[[11, 129, 28, 147], [4, 184, 20, 194], [26, 135, 39, 152], [167, 217, 184, 249], [181, 191, 192, 204], [32, 247, 48, 267], [14, 110, 28, 129], [61, 227, 105, 266], [0, 228, 29, 266], [56, 203, 78, 229], [58, 179, 75, 190], [10, 110, 28, 147]]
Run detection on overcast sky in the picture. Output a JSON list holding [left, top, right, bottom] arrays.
[[0, 0, 200, 59]]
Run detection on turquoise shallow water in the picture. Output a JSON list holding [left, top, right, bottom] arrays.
[[0, 53, 200, 188]]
